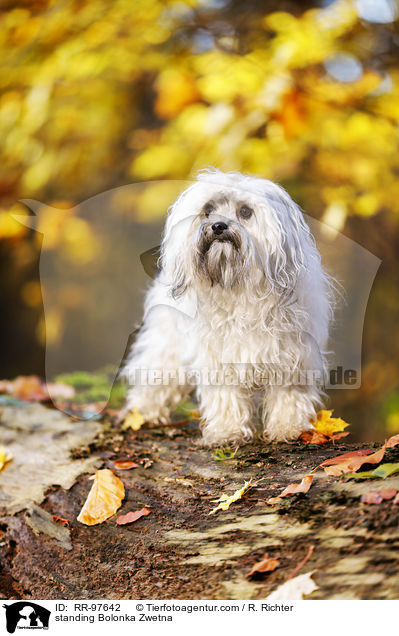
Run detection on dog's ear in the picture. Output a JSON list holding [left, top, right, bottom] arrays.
[[160, 189, 195, 298], [265, 188, 311, 296]]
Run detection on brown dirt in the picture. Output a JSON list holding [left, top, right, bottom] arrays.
[[1, 414, 399, 600]]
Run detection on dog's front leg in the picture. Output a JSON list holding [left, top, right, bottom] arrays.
[[198, 382, 256, 446], [262, 384, 319, 442]]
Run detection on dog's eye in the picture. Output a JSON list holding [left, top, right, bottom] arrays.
[[203, 202, 215, 216], [239, 205, 253, 220]]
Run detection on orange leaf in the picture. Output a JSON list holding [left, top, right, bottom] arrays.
[[321, 434, 399, 476], [320, 449, 373, 467], [116, 508, 151, 525], [266, 475, 313, 505], [330, 431, 350, 441], [77, 469, 125, 526], [246, 554, 279, 579], [361, 489, 397, 504], [52, 515, 70, 527], [113, 460, 139, 470], [320, 449, 373, 476], [300, 431, 330, 444], [386, 434, 399, 448], [3, 375, 48, 401], [322, 447, 386, 476]]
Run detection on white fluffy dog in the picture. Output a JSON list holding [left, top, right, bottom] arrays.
[[123, 170, 333, 445]]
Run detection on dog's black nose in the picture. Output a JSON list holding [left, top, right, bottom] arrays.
[[212, 221, 228, 235]]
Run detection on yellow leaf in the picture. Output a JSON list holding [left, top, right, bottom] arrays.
[[122, 407, 145, 431], [0, 446, 13, 471], [209, 479, 253, 515], [312, 410, 349, 437], [77, 469, 125, 526]]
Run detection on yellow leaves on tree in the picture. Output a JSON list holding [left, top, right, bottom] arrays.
[[155, 69, 200, 120], [77, 469, 125, 526]]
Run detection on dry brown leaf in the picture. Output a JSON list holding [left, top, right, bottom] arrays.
[[266, 474, 313, 505], [246, 554, 279, 579], [360, 488, 397, 504], [113, 460, 139, 470], [300, 431, 330, 444], [386, 434, 399, 448], [321, 434, 399, 476], [7, 376, 48, 401], [77, 469, 125, 526], [116, 508, 151, 525]]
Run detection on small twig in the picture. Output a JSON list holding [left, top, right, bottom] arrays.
[[144, 418, 191, 429], [288, 545, 315, 579]]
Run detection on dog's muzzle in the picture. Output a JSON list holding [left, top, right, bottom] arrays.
[[198, 222, 242, 255]]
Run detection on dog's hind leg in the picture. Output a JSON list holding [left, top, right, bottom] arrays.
[[121, 304, 190, 423]]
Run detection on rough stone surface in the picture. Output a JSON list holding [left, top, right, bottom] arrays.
[[0, 408, 399, 600]]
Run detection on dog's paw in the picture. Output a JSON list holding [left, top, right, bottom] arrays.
[[200, 419, 254, 447], [265, 418, 314, 442]]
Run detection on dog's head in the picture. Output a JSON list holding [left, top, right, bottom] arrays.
[[160, 169, 315, 299]]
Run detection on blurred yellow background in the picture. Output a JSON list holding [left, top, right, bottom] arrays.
[[1, 0, 399, 440]]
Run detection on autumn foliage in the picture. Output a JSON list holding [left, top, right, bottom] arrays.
[[1, 0, 399, 437]]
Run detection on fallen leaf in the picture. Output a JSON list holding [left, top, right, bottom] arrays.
[[77, 469, 125, 526], [113, 460, 139, 470], [322, 434, 399, 476], [266, 474, 313, 505], [213, 448, 236, 461], [266, 571, 318, 600], [312, 410, 350, 437], [360, 489, 397, 504], [116, 508, 151, 525], [386, 433, 399, 448], [246, 554, 279, 579], [209, 479, 253, 514], [164, 476, 194, 487], [300, 430, 330, 444], [122, 407, 146, 431], [320, 449, 373, 467], [52, 514, 70, 526], [301, 411, 350, 444], [0, 446, 13, 471], [345, 463, 399, 480], [5, 376, 48, 401], [329, 431, 351, 441], [320, 448, 382, 476]]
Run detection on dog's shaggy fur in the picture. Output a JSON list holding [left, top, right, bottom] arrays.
[[123, 170, 333, 445]]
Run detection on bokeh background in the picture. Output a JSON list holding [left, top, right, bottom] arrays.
[[1, 0, 399, 440]]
